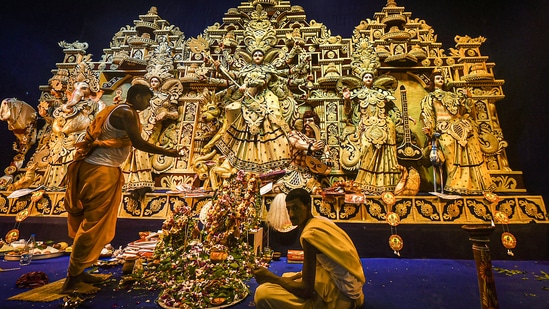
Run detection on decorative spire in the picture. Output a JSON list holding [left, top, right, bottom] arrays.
[[144, 37, 175, 82], [244, 4, 276, 54], [68, 61, 100, 93], [349, 35, 380, 78], [252, 0, 278, 6]]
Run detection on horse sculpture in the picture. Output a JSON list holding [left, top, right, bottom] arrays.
[[0, 98, 37, 158], [0, 98, 38, 189]]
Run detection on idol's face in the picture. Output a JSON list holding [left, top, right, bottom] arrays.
[[253, 51, 264, 65], [363, 74, 374, 87], [434, 74, 444, 88], [150, 77, 160, 90], [303, 117, 316, 135], [74, 82, 90, 97]]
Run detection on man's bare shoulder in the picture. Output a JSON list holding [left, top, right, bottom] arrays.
[[109, 104, 136, 129], [110, 103, 132, 114]]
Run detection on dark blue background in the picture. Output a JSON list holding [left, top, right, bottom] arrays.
[[0, 0, 547, 202]]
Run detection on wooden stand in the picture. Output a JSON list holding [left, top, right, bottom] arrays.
[[462, 224, 499, 309]]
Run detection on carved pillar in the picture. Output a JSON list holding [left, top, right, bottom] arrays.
[[461, 224, 499, 309]]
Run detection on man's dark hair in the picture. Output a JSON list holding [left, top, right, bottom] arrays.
[[285, 188, 311, 208], [126, 84, 153, 102]]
